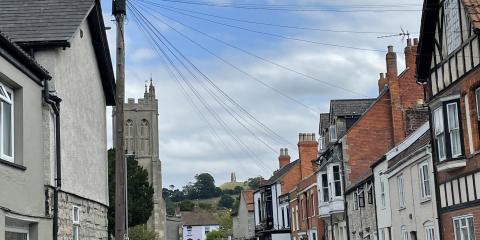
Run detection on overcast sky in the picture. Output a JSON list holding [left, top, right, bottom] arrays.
[[102, 0, 423, 188]]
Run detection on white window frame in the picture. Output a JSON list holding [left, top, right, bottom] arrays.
[[332, 165, 342, 197], [419, 162, 432, 200], [453, 215, 475, 240], [72, 206, 80, 224], [320, 172, 329, 203], [72, 206, 81, 240], [0, 82, 14, 162], [398, 175, 406, 209], [424, 222, 435, 240], [5, 226, 29, 240], [434, 107, 447, 161], [380, 180, 386, 209], [447, 102, 462, 158], [319, 136, 325, 151], [401, 226, 409, 240], [329, 125, 337, 142]]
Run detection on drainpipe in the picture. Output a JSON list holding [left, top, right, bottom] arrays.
[[43, 79, 62, 240]]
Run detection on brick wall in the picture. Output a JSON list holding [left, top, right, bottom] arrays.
[[298, 134, 318, 180], [440, 206, 480, 240]]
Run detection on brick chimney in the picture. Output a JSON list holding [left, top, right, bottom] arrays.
[[278, 148, 291, 169], [298, 133, 318, 179], [386, 46, 397, 80], [378, 73, 387, 94], [404, 38, 419, 70]]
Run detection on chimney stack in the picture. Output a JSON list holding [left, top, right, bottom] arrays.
[[278, 148, 291, 168], [404, 38, 418, 70], [378, 73, 387, 94], [386, 46, 397, 79], [298, 133, 318, 179]]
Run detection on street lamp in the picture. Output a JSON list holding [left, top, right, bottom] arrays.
[[124, 151, 135, 240]]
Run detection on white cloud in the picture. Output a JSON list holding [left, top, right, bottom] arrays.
[[131, 48, 157, 63]]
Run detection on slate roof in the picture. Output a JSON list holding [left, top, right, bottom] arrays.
[[264, 159, 299, 185], [319, 113, 330, 132], [345, 169, 373, 194], [0, 31, 50, 82], [330, 99, 376, 117], [181, 211, 219, 226], [0, 0, 95, 44], [241, 190, 255, 212], [0, 0, 116, 105], [388, 131, 431, 168]]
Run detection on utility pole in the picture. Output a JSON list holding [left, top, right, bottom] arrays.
[[113, 0, 126, 240]]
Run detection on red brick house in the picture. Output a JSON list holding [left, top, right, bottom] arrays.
[[417, 0, 480, 239]]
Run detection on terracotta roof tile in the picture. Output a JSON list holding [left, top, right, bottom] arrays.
[[181, 211, 219, 226], [241, 190, 255, 212]]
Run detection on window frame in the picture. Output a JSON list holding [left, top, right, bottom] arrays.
[[0, 82, 14, 162], [358, 188, 365, 208], [424, 222, 435, 240], [367, 184, 373, 204], [380, 180, 386, 209], [476, 88, 480, 121], [446, 102, 462, 158], [444, 0, 462, 54], [332, 165, 342, 197], [398, 174, 406, 209], [401, 226, 409, 240], [320, 172, 329, 203], [353, 192, 359, 210], [419, 162, 432, 200], [433, 100, 465, 162], [329, 125, 337, 142], [5, 226, 29, 240], [453, 215, 475, 240]]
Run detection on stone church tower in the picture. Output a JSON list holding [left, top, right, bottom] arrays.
[[113, 79, 166, 239]]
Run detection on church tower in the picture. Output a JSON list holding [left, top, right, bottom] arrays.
[[113, 78, 166, 240]]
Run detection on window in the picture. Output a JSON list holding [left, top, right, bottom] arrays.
[[187, 226, 192, 236], [353, 192, 359, 210], [312, 232, 317, 240], [401, 226, 409, 240], [379, 229, 385, 240], [424, 222, 435, 240], [311, 194, 315, 216], [125, 120, 134, 153], [321, 173, 329, 202], [0, 83, 13, 162], [476, 88, 480, 121], [419, 162, 431, 199], [434, 107, 447, 161], [380, 180, 386, 208], [5, 227, 28, 240], [358, 188, 365, 208], [286, 207, 290, 227], [205, 226, 210, 235], [444, 0, 461, 54], [319, 136, 325, 151], [453, 215, 475, 240], [140, 119, 150, 155], [367, 184, 373, 204], [330, 125, 337, 142], [333, 166, 342, 197], [447, 103, 462, 157], [72, 206, 80, 240], [434, 102, 464, 161], [398, 175, 406, 209], [281, 207, 285, 227]]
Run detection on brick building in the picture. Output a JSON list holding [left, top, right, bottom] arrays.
[[416, 0, 480, 239], [254, 133, 318, 240]]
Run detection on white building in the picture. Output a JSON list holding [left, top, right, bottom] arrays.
[[181, 211, 220, 240]]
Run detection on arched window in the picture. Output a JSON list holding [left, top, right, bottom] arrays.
[[423, 221, 435, 240], [125, 120, 134, 153], [140, 119, 150, 155]]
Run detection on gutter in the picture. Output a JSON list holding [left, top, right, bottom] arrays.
[[43, 79, 62, 240]]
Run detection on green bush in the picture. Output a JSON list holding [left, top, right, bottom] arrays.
[[128, 225, 157, 240], [206, 230, 224, 240]]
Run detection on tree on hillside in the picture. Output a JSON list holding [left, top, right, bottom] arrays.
[[246, 176, 265, 190], [233, 186, 243, 194], [194, 173, 217, 199], [107, 149, 154, 239], [218, 194, 234, 209]]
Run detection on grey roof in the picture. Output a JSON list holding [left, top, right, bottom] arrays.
[[319, 113, 330, 132], [330, 99, 376, 117], [0, 0, 95, 44], [388, 131, 431, 168], [0, 31, 50, 82], [265, 159, 299, 185]]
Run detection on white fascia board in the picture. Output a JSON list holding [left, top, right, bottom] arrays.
[[386, 122, 430, 161]]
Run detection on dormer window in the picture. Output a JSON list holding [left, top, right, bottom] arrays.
[[329, 125, 337, 142], [444, 0, 461, 54]]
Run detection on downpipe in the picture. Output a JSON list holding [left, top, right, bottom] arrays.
[[43, 79, 62, 240]]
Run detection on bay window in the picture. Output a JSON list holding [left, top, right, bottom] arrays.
[[330, 125, 337, 142], [433, 100, 464, 161], [0, 82, 13, 162], [333, 165, 342, 197], [321, 173, 329, 202]]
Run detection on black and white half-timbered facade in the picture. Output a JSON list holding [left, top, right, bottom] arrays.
[[417, 0, 480, 239]]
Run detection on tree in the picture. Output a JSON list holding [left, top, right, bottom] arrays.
[[194, 173, 217, 199], [218, 194, 234, 209], [179, 200, 194, 211], [217, 211, 233, 236], [128, 225, 157, 240], [206, 230, 224, 240], [246, 176, 265, 190], [233, 186, 243, 194], [107, 149, 154, 239]]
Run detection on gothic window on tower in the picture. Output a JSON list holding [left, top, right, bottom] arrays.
[[125, 120, 134, 153], [140, 119, 150, 155]]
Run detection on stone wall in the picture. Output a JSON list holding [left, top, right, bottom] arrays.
[[346, 181, 377, 240], [48, 188, 108, 240]]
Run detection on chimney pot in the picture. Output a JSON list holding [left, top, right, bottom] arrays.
[[407, 38, 412, 47], [388, 46, 394, 53], [386, 46, 398, 78], [413, 38, 419, 45], [278, 147, 291, 168]]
